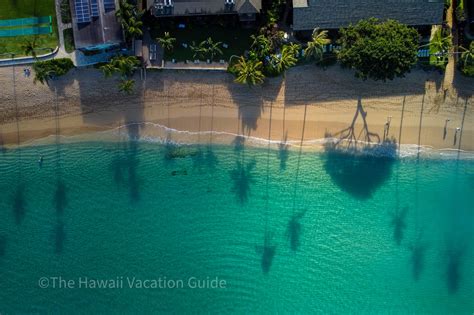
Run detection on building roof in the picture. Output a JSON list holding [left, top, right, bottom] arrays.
[[293, 0, 445, 31], [147, 0, 261, 16], [70, 0, 123, 49]]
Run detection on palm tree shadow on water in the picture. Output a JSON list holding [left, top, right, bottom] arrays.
[[390, 206, 409, 246], [278, 131, 289, 171], [409, 232, 428, 281], [11, 64, 27, 225], [53, 220, 66, 254], [228, 134, 256, 204], [444, 241, 467, 294], [323, 97, 397, 199], [12, 182, 27, 225], [256, 232, 277, 274], [110, 125, 143, 203], [52, 88, 68, 254], [286, 210, 306, 251], [286, 103, 309, 252], [0, 235, 6, 257]]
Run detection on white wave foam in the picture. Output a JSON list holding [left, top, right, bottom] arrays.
[[9, 122, 474, 160]]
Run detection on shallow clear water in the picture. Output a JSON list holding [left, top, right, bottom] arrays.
[[0, 139, 473, 313]]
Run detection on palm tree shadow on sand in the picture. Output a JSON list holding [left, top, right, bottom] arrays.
[[256, 231, 277, 274], [323, 97, 397, 199]]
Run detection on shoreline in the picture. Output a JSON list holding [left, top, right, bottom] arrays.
[[3, 121, 474, 160], [0, 65, 472, 154]]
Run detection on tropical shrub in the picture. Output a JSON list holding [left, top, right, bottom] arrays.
[[459, 42, 474, 77], [33, 58, 74, 85]]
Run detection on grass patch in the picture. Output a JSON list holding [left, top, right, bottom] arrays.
[[63, 28, 74, 53], [150, 23, 255, 62], [0, 0, 58, 57]]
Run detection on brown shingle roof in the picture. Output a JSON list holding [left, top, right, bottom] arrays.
[[293, 0, 445, 31]]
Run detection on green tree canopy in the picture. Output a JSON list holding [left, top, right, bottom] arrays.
[[337, 18, 419, 81]]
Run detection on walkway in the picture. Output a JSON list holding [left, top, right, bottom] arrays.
[[161, 61, 228, 71]]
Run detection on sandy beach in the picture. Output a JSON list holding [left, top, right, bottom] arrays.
[[0, 64, 472, 152]]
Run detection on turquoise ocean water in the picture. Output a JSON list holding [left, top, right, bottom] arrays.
[[0, 134, 473, 313]]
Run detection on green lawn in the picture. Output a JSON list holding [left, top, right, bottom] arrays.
[[0, 0, 58, 57], [150, 24, 255, 62]]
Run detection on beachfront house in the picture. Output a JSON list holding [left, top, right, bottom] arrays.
[[69, 0, 124, 53], [146, 0, 262, 22], [292, 0, 445, 36]]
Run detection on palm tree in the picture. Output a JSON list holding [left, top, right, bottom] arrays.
[[233, 56, 265, 86], [204, 37, 223, 60], [460, 42, 474, 68], [304, 28, 330, 62], [112, 55, 140, 78], [190, 41, 205, 60], [100, 62, 117, 78], [21, 39, 38, 59], [118, 79, 135, 94], [116, 0, 134, 23], [156, 32, 176, 54], [125, 17, 143, 39], [116, 0, 143, 42], [429, 28, 452, 62], [32, 63, 55, 85]]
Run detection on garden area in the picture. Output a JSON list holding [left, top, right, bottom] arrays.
[[0, 0, 58, 57], [147, 16, 255, 62]]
